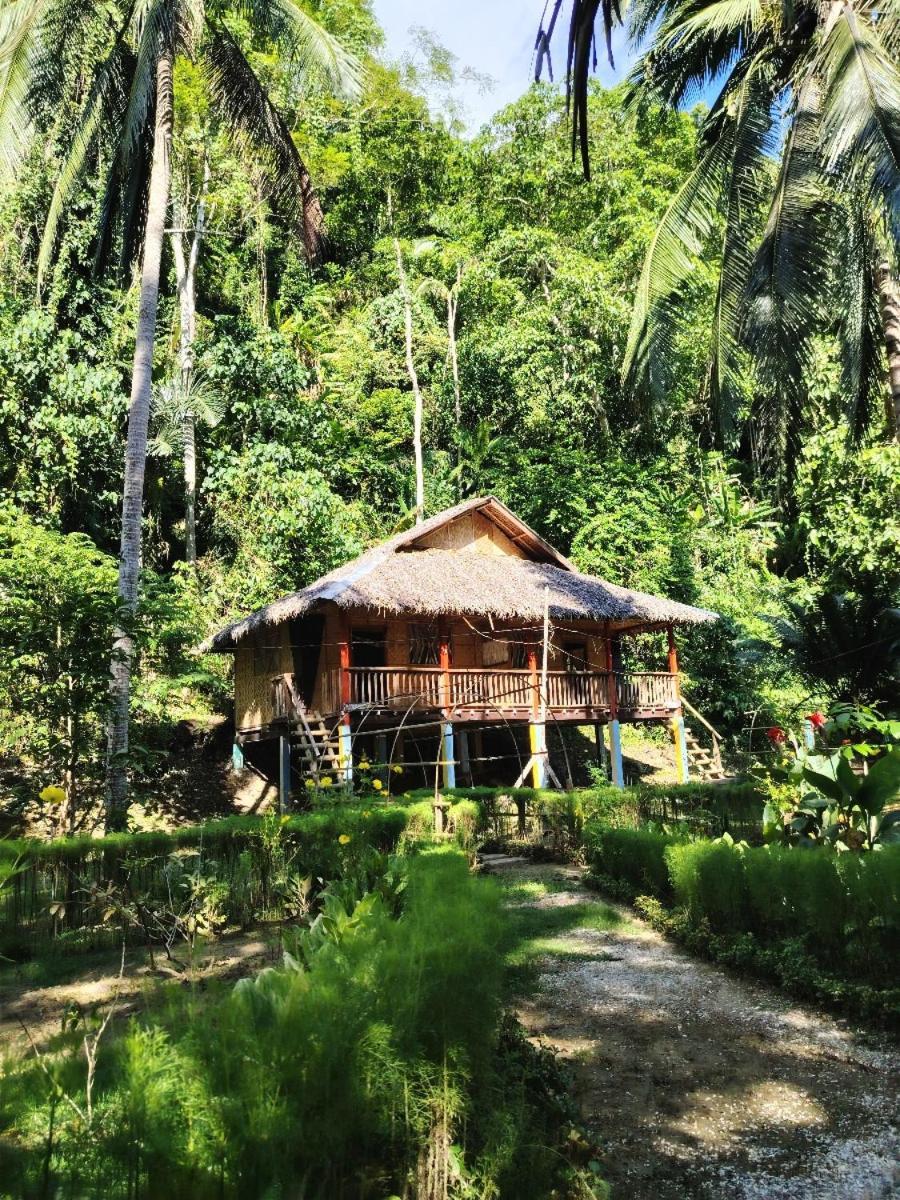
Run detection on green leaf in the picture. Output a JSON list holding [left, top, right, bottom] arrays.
[[856, 749, 900, 815], [801, 766, 845, 804]]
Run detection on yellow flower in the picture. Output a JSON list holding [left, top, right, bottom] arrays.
[[40, 785, 65, 806], [338, 834, 352, 845], [320, 776, 332, 788], [392, 765, 403, 774], [359, 760, 371, 771], [372, 779, 383, 791], [362, 810, 371, 818], [304, 778, 315, 789]]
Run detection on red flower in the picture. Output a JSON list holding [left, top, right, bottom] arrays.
[[766, 727, 787, 744], [806, 711, 826, 729]]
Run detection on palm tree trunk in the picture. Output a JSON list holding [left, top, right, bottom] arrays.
[[171, 154, 209, 564], [876, 261, 900, 442], [106, 46, 174, 823], [447, 270, 462, 496], [395, 238, 425, 524]]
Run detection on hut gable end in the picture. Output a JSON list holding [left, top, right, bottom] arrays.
[[409, 511, 529, 559]]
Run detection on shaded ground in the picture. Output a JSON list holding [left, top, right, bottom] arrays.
[[492, 859, 900, 1200], [0, 931, 275, 1053]]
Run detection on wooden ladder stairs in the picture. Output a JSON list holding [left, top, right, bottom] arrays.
[[293, 709, 342, 781], [680, 697, 726, 781], [272, 673, 342, 781]]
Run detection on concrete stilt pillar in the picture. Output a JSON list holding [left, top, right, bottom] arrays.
[[232, 740, 245, 771], [609, 719, 624, 789], [530, 720, 548, 789], [671, 713, 689, 782], [278, 735, 291, 811], [338, 718, 353, 786], [441, 720, 457, 790]]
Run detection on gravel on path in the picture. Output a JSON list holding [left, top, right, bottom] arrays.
[[491, 859, 900, 1200]]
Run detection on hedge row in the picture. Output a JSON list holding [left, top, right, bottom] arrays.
[[0, 805, 428, 956], [414, 780, 764, 844], [584, 823, 900, 984]]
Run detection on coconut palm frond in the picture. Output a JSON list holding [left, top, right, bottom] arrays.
[[621, 133, 730, 403], [237, 0, 363, 100], [630, 0, 766, 108], [35, 27, 132, 290], [742, 73, 829, 417], [0, 0, 50, 181], [149, 368, 224, 456], [535, 0, 622, 179], [838, 202, 885, 441], [202, 19, 325, 260], [818, 5, 900, 246], [708, 55, 779, 440]]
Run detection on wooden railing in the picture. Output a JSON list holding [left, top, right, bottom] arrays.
[[327, 667, 679, 715], [271, 673, 302, 721]]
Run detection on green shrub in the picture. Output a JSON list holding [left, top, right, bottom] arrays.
[[666, 840, 748, 932], [583, 824, 673, 900]]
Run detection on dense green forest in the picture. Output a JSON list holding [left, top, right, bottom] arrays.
[[0, 0, 897, 828]]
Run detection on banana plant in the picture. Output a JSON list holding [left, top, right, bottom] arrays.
[[761, 705, 900, 849]]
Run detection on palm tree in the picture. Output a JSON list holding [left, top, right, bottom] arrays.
[[394, 237, 426, 524], [537, 0, 900, 454], [0, 0, 361, 821]]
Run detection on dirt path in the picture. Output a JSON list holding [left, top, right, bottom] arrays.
[[492, 859, 900, 1200]]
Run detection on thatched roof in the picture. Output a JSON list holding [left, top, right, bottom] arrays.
[[205, 497, 716, 650]]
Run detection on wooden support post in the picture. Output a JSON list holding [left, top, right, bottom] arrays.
[[339, 635, 352, 709], [517, 591, 560, 790], [528, 645, 542, 788], [594, 723, 607, 780], [278, 735, 291, 811], [667, 624, 679, 683], [457, 728, 471, 784]]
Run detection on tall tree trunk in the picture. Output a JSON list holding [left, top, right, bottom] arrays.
[[106, 47, 174, 823], [447, 268, 462, 496], [395, 238, 425, 524], [171, 153, 209, 564], [876, 260, 900, 442]]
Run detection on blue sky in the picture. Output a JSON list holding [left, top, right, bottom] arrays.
[[372, 1, 633, 132]]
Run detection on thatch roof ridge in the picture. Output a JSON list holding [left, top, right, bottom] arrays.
[[204, 499, 717, 651]]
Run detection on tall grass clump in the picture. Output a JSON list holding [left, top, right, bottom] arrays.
[[0, 850, 584, 1199]]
